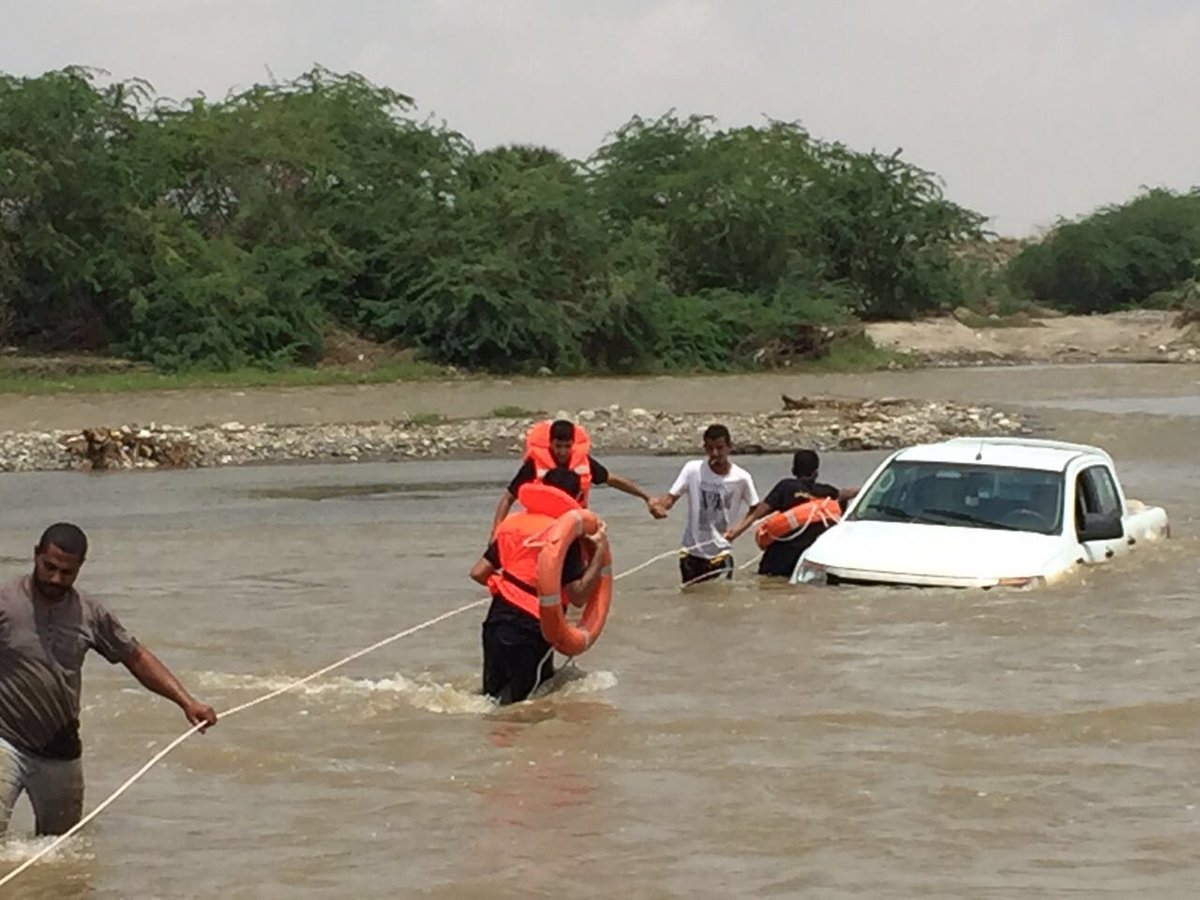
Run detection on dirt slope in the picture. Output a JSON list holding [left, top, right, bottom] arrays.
[[865, 310, 1196, 365]]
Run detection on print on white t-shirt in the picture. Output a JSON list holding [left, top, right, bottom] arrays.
[[669, 459, 759, 559]]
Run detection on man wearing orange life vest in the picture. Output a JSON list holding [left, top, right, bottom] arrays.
[[490, 419, 665, 535], [471, 468, 610, 705], [725, 449, 859, 578]]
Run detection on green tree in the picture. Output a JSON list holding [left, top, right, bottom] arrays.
[[591, 113, 982, 322], [0, 67, 150, 349], [1009, 189, 1200, 313], [392, 145, 605, 371], [0, 65, 993, 374], [808, 144, 985, 318], [134, 67, 470, 364]]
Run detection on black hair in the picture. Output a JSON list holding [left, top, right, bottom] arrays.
[[37, 522, 88, 559], [792, 449, 820, 478], [549, 420, 575, 442], [541, 467, 582, 499], [702, 423, 731, 444]]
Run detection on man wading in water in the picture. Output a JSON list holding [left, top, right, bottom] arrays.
[[490, 419, 666, 535], [472, 469, 610, 704], [0, 523, 217, 836], [653, 424, 759, 585], [724, 449, 859, 578]]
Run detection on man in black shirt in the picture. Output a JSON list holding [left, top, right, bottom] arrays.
[[490, 420, 665, 534], [725, 450, 859, 578]]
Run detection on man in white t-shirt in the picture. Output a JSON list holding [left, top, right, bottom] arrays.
[[653, 424, 759, 585]]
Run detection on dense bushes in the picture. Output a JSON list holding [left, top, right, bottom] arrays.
[[29, 65, 1196, 374], [589, 115, 984, 321], [1008, 189, 1200, 313]]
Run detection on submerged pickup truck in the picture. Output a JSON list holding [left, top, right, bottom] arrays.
[[791, 437, 1170, 589]]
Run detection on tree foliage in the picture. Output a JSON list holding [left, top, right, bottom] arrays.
[[589, 114, 984, 320], [1, 68, 988, 372], [1008, 189, 1200, 313]]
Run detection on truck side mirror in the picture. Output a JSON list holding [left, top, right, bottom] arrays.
[[1078, 511, 1123, 542]]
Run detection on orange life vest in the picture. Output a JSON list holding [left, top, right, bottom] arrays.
[[524, 420, 593, 506], [755, 495, 843, 550], [487, 483, 582, 617]]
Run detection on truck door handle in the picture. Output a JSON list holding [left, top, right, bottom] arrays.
[[1127, 537, 1136, 546], [1105, 549, 1115, 558]]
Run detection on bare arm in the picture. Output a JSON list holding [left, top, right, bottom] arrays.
[[606, 473, 668, 519], [491, 490, 516, 535], [470, 556, 496, 586], [605, 472, 650, 501], [651, 491, 682, 514], [122, 645, 217, 731], [724, 500, 773, 542], [563, 529, 610, 608], [839, 486, 860, 502]]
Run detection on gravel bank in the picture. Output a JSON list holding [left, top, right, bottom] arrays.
[[0, 397, 1026, 473]]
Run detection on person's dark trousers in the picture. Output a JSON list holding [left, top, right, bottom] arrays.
[[482, 617, 555, 705], [679, 553, 734, 586]]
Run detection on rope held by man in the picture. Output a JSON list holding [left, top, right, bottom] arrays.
[[0, 535, 738, 886]]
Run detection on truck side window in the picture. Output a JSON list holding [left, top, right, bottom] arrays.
[[1075, 465, 1122, 534]]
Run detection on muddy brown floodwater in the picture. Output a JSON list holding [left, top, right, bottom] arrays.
[[0, 363, 1197, 899]]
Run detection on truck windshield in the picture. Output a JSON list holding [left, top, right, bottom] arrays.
[[849, 461, 1064, 535]]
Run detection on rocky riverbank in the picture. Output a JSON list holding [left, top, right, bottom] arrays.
[[0, 397, 1026, 473]]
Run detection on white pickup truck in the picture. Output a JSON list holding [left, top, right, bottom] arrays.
[[791, 437, 1170, 589]]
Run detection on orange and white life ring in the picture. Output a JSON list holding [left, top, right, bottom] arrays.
[[754, 496, 842, 550], [535, 509, 613, 656]]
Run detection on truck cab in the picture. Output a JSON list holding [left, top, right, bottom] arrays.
[[791, 438, 1169, 588]]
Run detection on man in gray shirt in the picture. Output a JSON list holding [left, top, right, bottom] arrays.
[[0, 522, 217, 836]]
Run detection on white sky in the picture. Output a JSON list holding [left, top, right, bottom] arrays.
[[4, 0, 1198, 235]]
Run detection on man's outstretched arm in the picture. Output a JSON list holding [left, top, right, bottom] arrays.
[[606, 473, 668, 518], [725, 500, 773, 542], [122, 645, 217, 731]]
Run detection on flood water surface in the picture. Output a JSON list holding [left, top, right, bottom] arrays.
[[0, 365, 1198, 898]]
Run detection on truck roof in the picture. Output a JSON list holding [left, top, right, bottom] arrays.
[[894, 437, 1114, 472]]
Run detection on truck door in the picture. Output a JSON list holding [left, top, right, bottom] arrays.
[[1073, 465, 1128, 564]]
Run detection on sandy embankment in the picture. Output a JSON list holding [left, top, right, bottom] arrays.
[[866, 309, 1197, 365]]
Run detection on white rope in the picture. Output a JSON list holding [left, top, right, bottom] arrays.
[[0, 596, 489, 888], [529, 645, 558, 699], [610, 547, 681, 580], [0, 535, 726, 885], [617, 538, 747, 582], [771, 502, 839, 545], [738, 552, 763, 571], [2, 512, 813, 887]]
